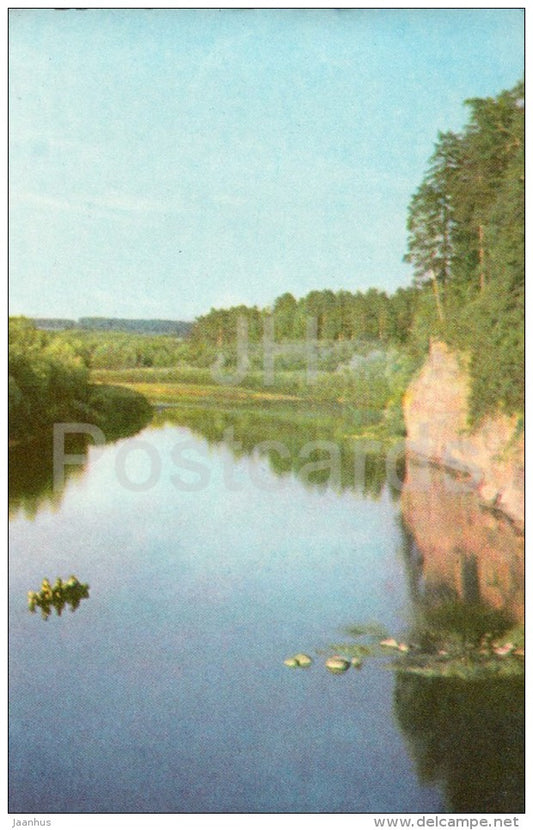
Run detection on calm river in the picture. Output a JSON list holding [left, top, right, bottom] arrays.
[[9, 410, 524, 813]]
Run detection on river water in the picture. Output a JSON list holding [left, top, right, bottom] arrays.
[[9, 413, 524, 813]]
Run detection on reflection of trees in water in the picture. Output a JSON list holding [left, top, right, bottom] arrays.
[[155, 405, 404, 499], [10, 403, 404, 520], [10, 398, 153, 519], [392, 516, 524, 813], [9, 434, 88, 520], [395, 673, 524, 813]]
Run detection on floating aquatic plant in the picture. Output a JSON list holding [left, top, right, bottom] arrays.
[[284, 613, 524, 681], [27, 576, 90, 620]]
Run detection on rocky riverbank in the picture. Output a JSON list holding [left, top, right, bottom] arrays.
[[403, 341, 524, 527]]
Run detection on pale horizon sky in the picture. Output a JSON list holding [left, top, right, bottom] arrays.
[[9, 7, 524, 322]]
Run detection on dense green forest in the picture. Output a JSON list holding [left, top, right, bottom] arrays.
[[189, 286, 417, 348], [9, 81, 523, 441], [405, 79, 524, 420], [47, 289, 417, 371], [9, 317, 152, 442], [48, 328, 191, 369]]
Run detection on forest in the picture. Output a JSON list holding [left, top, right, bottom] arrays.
[[9, 316, 152, 443], [9, 80, 524, 441]]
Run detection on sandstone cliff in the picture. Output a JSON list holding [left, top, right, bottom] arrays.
[[403, 341, 524, 527]]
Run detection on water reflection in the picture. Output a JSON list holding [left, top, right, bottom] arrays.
[[153, 404, 404, 498], [9, 433, 89, 519], [395, 673, 524, 813], [27, 576, 90, 620], [323, 454, 524, 812], [10, 404, 406, 518], [9, 397, 153, 519], [400, 454, 524, 624], [395, 454, 524, 812], [9, 406, 525, 813]]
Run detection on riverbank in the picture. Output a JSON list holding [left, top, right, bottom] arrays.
[[85, 383, 153, 440], [9, 383, 153, 449], [89, 355, 413, 446]]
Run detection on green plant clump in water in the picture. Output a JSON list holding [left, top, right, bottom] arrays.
[[27, 576, 90, 620], [322, 613, 524, 682]]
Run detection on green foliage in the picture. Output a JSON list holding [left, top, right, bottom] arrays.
[[87, 384, 153, 439], [51, 328, 191, 370], [452, 275, 524, 422], [27, 576, 90, 620], [8, 317, 153, 443], [187, 286, 418, 353], [9, 317, 89, 440], [92, 342, 416, 440], [405, 80, 524, 420]]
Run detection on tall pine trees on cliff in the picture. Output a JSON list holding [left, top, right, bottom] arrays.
[[405, 80, 524, 419], [404, 130, 460, 324], [406, 80, 523, 306]]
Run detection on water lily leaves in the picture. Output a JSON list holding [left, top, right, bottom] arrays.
[[284, 652, 360, 673], [380, 637, 399, 649], [284, 616, 524, 680]]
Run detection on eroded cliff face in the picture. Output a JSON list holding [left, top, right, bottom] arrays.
[[403, 341, 524, 527]]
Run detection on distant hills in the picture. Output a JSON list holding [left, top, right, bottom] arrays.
[[32, 317, 193, 336]]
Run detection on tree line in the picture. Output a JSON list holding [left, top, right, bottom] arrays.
[[188, 79, 524, 421], [33, 317, 192, 336], [189, 286, 418, 349], [10, 80, 523, 435]]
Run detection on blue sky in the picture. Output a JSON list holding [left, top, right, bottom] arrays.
[[9, 8, 524, 321]]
